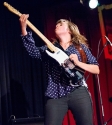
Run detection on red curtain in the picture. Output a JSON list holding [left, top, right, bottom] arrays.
[[42, 3, 112, 125], [103, 8, 112, 58], [98, 4, 112, 60]]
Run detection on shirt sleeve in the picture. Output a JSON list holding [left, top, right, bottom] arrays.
[[21, 31, 47, 60], [81, 44, 99, 65]]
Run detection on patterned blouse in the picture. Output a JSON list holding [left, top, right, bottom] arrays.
[[21, 32, 99, 99]]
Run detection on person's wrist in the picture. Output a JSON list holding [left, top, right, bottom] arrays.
[[21, 26, 26, 30], [22, 29, 27, 36], [75, 61, 80, 66]]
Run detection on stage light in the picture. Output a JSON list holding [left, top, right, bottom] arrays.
[[89, 0, 99, 9], [80, 0, 99, 9]]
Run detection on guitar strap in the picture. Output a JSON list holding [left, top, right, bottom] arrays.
[[75, 45, 87, 63]]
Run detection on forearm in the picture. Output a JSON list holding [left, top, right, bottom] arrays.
[[76, 61, 100, 74], [21, 27, 27, 36], [21, 32, 42, 59]]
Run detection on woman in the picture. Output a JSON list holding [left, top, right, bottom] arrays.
[[19, 14, 100, 125]]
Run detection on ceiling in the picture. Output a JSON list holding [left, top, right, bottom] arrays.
[[98, 0, 112, 5], [32, 0, 112, 7], [32, 0, 112, 6], [1, 0, 112, 12]]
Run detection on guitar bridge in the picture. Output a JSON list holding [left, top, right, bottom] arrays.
[[64, 59, 75, 69]]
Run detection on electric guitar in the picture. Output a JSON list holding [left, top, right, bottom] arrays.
[[4, 2, 85, 84]]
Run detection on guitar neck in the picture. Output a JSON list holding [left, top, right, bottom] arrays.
[[3, 2, 57, 52], [26, 20, 57, 52]]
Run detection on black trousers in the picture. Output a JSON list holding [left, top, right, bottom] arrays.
[[45, 86, 93, 125]]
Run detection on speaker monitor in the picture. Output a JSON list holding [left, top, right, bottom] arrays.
[[11, 117, 44, 125]]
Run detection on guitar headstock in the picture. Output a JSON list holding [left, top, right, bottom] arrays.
[[4, 2, 22, 16]]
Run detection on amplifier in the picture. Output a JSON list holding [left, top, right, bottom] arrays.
[[11, 117, 44, 125]]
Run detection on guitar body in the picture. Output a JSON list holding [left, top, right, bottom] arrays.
[[46, 47, 69, 65], [61, 67, 84, 86], [46, 47, 85, 85]]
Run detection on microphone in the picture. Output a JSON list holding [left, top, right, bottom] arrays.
[[104, 36, 112, 46]]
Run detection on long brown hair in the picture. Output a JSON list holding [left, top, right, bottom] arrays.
[[53, 19, 89, 48]]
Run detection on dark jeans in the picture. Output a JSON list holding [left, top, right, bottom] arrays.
[[45, 86, 93, 125]]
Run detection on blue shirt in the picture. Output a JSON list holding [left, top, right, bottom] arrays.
[[21, 32, 99, 99]]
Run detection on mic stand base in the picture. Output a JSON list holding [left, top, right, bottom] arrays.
[[104, 117, 112, 125]]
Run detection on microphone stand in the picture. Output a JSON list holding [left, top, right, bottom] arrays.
[[97, 42, 112, 125], [95, 42, 107, 125], [104, 118, 112, 125], [86, 41, 111, 125]]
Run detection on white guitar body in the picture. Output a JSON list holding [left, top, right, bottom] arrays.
[[46, 47, 69, 65], [46, 47, 77, 78]]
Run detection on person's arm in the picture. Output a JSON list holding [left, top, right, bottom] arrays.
[[20, 14, 47, 59], [75, 60, 99, 74], [21, 32, 47, 59], [69, 46, 100, 74], [19, 14, 28, 36]]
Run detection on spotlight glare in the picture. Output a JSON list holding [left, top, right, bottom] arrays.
[[89, 0, 98, 9]]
